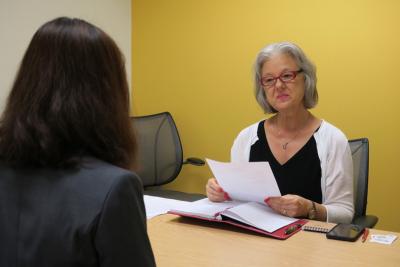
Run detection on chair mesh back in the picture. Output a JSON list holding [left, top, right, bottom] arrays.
[[348, 138, 369, 218], [132, 112, 183, 187]]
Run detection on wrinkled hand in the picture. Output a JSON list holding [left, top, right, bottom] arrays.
[[264, 194, 310, 217], [206, 178, 230, 202]]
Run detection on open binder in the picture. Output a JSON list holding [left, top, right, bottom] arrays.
[[169, 199, 307, 240]]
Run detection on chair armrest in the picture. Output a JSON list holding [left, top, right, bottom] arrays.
[[183, 157, 205, 166], [145, 187, 206, 202], [352, 215, 379, 228]]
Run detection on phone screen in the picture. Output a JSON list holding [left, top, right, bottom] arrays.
[[326, 223, 364, 241]]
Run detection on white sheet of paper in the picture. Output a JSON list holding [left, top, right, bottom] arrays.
[[222, 202, 297, 232], [144, 195, 190, 219], [170, 198, 244, 219], [206, 159, 281, 203], [370, 234, 398, 245]]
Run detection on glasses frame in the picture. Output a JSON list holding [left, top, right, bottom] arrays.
[[260, 69, 303, 88]]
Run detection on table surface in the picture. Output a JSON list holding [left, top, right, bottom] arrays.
[[147, 214, 400, 267]]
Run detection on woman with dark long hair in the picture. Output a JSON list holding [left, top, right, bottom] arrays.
[[0, 17, 155, 266]]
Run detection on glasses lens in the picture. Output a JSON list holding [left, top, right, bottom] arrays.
[[262, 77, 275, 87], [280, 72, 296, 82]]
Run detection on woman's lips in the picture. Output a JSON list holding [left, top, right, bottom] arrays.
[[277, 94, 289, 101]]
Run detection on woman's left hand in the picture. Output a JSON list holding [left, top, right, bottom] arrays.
[[264, 194, 310, 217]]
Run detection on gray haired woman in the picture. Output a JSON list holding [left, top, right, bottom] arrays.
[[206, 42, 354, 224]]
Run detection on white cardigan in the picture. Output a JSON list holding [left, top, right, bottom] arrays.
[[231, 120, 354, 223]]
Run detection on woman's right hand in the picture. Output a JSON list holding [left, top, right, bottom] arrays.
[[206, 178, 230, 202]]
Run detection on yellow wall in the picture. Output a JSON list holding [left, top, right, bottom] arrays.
[[132, 0, 400, 232]]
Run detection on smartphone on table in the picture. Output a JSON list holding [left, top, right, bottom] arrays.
[[326, 223, 365, 242]]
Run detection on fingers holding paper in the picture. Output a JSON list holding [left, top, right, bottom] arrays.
[[206, 178, 231, 202], [264, 194, 310, 218]]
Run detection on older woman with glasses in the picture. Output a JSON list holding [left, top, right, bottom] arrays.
[[206, 42, 354, 224]]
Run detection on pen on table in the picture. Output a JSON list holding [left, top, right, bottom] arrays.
[[285, 224, 302, 235], [362, 228, 369, 243]]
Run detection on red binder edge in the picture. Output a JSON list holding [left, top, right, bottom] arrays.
[[168, 211, 308, 240]]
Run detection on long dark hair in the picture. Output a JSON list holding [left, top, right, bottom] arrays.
[[0, 17, 137, 169]]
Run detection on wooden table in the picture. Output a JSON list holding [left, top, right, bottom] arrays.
[[148, 214, 400, 267]]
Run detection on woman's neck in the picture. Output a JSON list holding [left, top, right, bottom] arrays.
[[273, 108, 311, 132]]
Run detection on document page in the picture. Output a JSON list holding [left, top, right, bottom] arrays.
[[169, 198, 244, 219], [144, 195, 189, 219], [206, 159, 281, 203], [222, 202, 297, 233]]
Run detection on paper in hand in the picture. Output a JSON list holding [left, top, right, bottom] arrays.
[[206, 159, 281, 203]]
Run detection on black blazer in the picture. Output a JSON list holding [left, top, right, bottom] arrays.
[[0, 157, 155, 267]]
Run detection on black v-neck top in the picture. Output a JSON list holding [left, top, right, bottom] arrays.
[[249, 121, 322, 203]]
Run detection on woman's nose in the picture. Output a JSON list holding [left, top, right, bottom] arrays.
[[274, 78, 285, 89]]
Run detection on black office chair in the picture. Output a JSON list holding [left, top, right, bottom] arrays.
[[132, 112, 206, 201], [349, 138, 378, 228]]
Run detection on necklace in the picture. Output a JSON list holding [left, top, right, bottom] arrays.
[[280, 131, 300, 150], [273, 113, 311, 150], [282, 140, 294, 150]]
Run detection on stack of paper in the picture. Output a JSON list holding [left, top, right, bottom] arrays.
[[144, 195, 189, 219]]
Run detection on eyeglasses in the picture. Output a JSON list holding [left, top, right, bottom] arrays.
[[260, 69, 303, 88]]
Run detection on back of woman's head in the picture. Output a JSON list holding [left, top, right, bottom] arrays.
[[0, 17, 136, 169]]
